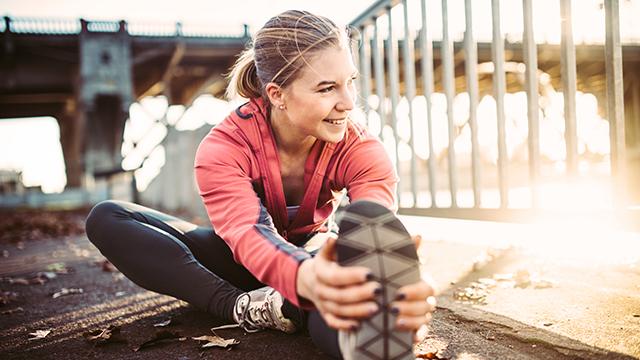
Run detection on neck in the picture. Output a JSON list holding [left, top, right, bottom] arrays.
[[269, 107, 316, 157]]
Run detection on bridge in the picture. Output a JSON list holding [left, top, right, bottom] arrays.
[[0, 17, 249, 188], [1, 2, 639, 221]]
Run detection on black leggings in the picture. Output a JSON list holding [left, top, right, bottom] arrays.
[[85, 200, 340, 358]]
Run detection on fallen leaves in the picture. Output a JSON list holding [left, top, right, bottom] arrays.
[[51, 287, 83, 299], [0, 291, 19, 305], [454, 269, 557, 305], [4, 272, 56, 286], [416, 351, 448, 359], [1, 306, 24, 315], [100, 259, 118, 272], [193, 334, 239, 349], [28, 329, 51, 340], [46, 262, 75, 274], [133, 330, 185, 352], [128, 325, 242, 352], [153, 318, 173, 328], [84, 325, 126, 346], [0, 208, 87, 244]]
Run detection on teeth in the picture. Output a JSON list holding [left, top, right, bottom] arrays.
[[325, 119, 345, 125]]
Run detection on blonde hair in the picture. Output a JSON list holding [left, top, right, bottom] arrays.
[[226, 10, 355, 100]]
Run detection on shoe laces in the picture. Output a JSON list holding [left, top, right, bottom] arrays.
[[235, 292, 277, 333]]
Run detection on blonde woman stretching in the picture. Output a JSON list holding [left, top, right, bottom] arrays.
[[86, 10, 436, 360]]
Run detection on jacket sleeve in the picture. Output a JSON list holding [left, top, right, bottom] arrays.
[[194, 128, 313, 308], [338, 136, 399, 212]]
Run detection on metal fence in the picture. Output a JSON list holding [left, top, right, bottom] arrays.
[[2, 16, 249, 38], [350, 0, 631, 223]]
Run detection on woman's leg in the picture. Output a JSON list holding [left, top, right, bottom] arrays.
[[85, 200, 263, 322], [307, 310, 341, 358]]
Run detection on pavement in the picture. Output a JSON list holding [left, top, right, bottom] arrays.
[[1, 210, 639, 359]]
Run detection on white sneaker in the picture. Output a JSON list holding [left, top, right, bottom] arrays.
[[336, 200, 420, 360], [233, 286, 297, 334]]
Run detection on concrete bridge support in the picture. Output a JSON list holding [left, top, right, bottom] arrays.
[[76, 19, 133, 184]]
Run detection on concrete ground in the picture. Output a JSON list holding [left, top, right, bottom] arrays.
[[1, 210, 639, 359]]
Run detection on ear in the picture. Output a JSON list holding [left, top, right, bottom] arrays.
[[264, 82, 285, 108]]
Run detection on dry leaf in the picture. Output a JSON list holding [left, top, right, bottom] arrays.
[[84, 325, 126, 346], [1, 291, 19, 305], [100, 260, 118, 272], [46, 262, 74, 274], [51, 287, 83, 299], [8, 277, 30, 285], [153, 318, 172, 327], [2, 307, 24, 315], [133, 330, 181, 351], [416, 351, 444, 359], [29, 275, 47, 285], [192, 334, 239, 349], [28, 329, 51, 340]]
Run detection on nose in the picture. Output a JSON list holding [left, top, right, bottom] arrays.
[[336, 87, 355, 112]]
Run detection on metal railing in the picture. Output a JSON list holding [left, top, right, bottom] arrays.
[[350, 0, 631, 222], [2, 16, 249, 38]]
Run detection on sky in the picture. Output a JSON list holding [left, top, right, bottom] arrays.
[[0, 0, 374, 33], [0, 0, 638, 194]]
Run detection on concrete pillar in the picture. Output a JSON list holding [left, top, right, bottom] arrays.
[[57, 99, 85, 188], [78, 20, 133, 179]]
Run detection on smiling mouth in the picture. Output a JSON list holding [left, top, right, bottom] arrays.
[[323, 118, 346, 125]]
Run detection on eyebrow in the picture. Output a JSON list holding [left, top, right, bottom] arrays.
[[315, 70, 360, 88]]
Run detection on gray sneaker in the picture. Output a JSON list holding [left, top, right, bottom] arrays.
[[233, 286, 297, 334], [336, 200, 421, 360]]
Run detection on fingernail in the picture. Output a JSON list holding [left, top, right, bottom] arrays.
[[397, 319, 406, 327], [366, 272, 375, 281], [390, 306, 399, 315], [373, 286, 383, 295], [395, 293, 406, 301], [370, 304, 379, 314]]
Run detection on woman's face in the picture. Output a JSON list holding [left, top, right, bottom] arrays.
[[279, 45, 358, 144]]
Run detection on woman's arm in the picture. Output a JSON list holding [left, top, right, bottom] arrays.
[[194, 129, 312, 308]]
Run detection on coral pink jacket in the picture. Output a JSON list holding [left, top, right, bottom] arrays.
[[194, 97, 397, 308]]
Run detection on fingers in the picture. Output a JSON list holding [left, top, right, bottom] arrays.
[[396, 312, 432, 331], [389, 298, 432, 317], [411, 234, 422, 248], [321, 300, 379, 319], [391, 281, 437, 331], [317, 235, 337, 261], [315, 260, 371, 287], [322, 312, 359, 331], [395, 280, 436, 301], [316, 281, 380, 303]]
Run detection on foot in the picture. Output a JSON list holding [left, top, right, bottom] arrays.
[[336, 200, 420, 360], [233, 286, 297, 334]]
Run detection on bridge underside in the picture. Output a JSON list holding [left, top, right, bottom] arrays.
[[0, 29, 247, 188]]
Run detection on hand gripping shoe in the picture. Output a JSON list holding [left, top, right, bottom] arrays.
[[336, 200, 421, 360]]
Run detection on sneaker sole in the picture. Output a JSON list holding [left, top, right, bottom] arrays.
[[336, 200, 420, 360]]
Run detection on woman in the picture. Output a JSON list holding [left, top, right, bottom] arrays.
[[85, 10, 436, 359]]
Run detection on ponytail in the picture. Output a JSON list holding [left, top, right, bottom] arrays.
[[226, 48, 263, 100]]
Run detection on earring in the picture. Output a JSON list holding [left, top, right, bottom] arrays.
[[278, 104, 286, 110]]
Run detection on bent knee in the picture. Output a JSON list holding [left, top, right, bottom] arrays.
[[85, 200, 123, 245]]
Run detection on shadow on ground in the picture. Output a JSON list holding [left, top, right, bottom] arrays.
[[1, 210, 638, 359]]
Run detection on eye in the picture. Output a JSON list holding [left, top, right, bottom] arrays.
[[318, 86, 335, 93]]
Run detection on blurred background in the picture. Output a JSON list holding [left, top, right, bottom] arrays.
[[0, 0, 639, 227], [1, 2, 640, 358]]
